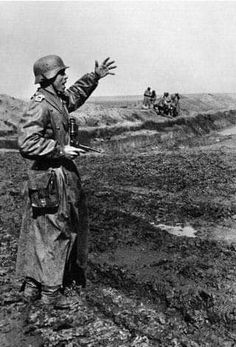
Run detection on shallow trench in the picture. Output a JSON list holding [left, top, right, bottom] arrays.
[[99, 110, 236, 154], [1, 109, 236, 153]]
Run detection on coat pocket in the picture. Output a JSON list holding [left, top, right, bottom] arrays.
[[28, 170, 59, 209]]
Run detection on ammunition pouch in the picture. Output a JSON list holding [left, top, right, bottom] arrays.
[[28, 170, 59, 209]]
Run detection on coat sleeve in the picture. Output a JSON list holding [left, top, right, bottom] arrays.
[[18, 100, 64, 160], [65, 72, 99, 113]]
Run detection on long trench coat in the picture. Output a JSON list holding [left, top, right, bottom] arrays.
[[16, 72, 99, 287]]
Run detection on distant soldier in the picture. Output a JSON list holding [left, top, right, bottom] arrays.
[[150, 90, 157, 107], [162, 92, 171, 114], [170, 93, 180, 117], [16, 55, 116, 309], [143, 87, 152, 109], [155, 92, 171, 116]]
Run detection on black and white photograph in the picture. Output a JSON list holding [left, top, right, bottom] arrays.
[[1, 1, 236, 346]]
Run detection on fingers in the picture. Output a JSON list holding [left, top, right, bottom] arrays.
[[103, 60, 116, 71], [99, 57, 117, 68], [73, 148, 86, 154], [108, 65, 117, 70], [102, 57, 110, 65], [69, 149, 86, 159], [106, 60, 115, 67]]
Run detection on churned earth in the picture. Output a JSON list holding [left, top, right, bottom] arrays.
[[1, 114, 236, 346]]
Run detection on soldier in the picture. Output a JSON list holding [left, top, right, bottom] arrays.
[[162, 92, 171, 115], [143, 87, 152, 108], [150, 90, 157, 107], [170, 93, 180, 117], [16, 55, 116, 309], [154, 92, 171, 116]]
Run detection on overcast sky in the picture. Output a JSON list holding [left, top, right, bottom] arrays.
[[1, 1, 236, 99]]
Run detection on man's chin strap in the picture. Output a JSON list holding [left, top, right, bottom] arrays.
[[41, 80, 62, 97]]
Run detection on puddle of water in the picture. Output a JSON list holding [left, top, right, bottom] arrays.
[[211, 226, 236, 244], [219, 126, 236, 136], [153, 223, 197, 238]]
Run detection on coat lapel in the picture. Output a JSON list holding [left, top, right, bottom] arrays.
[[39, 87, 70, 130], [41, 88, 64, 114]]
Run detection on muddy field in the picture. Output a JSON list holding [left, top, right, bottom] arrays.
[[1, 111, 236, 346]]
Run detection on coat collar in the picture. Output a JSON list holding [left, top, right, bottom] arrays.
[[39, 86, 64, 114]]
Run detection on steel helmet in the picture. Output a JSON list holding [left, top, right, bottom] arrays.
[[33, 55, 69, 84]]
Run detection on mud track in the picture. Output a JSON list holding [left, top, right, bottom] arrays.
[[1, 115, 236, 346]]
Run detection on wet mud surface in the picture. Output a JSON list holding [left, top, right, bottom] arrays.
[[1, 128, 236, 346]]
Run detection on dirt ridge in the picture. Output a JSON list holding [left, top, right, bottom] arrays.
[[2, 109, 236, 152]]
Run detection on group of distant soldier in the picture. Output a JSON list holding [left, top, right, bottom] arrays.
[[142, 87, 180, 118]]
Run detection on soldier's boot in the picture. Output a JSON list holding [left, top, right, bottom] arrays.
[[41, 286, 79, 309], [23, 277, 41, 302]]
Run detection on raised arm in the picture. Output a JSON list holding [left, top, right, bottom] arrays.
[[65, 57, 116, 113], [65, 72, 99, 113]]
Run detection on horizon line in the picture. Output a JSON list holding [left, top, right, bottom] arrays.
[[1, 92, 236, 102]]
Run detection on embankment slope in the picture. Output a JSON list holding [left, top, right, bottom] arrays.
[[1, 93, 236, 135]]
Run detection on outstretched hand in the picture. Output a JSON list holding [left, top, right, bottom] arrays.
[[95, 57, 117, 79]]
